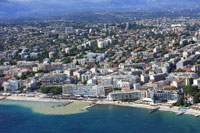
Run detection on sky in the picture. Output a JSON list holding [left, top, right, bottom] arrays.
[[0, 0, 199, 18]]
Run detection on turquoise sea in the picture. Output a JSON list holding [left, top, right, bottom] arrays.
[[0, 103, 200, 133]]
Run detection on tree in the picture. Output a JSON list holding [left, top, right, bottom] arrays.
[[63, 57, 72, 64], [183, 85, 200, 104], [183, 85, 199, 96], [0, 74, 5, 77], [21, 74, 27, 80], [176, 94, 184, 106], [40, 86, 62, 95], [50, 87, 62, 95], [27, 87, 35, 91], [194, 93, 200, 104], [114, 88, 122, 91], [195, 71, 200, 76], [176, 69, 186, 72], [41, 87, 51, 94]]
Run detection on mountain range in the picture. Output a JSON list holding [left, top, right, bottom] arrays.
[[0, 0, 200, 18]]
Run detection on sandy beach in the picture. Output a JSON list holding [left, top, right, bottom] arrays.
[[5, 96, 65, 102], [97, 101, 200, 117], [1, 95, 92, 103], [2, 95, 200, 116], [0, 96, 91, 115]]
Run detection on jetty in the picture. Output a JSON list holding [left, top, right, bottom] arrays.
[[61, 101, 73, 106], [51, 101, 73, 108], [149, 107, 160, 114], [79, 102, 96, 112], [176, 111, 185, 116], [85, 102, 96, 109]]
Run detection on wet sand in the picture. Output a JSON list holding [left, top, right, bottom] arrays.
[[0, 99, 91, 115]]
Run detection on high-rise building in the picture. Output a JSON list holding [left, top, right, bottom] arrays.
[[65, 27, 74, 34]]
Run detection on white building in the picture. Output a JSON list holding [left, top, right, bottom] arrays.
[[40, 73, 69, 86], [3, 80, 19, 92], [141, 74, 149, 83], [101, 76, 113, 87], [117, 80, 133, 89], [65, 27, 74, 34], [49, 52, 55, 58], [192, 65, 200, 72], [171, 80, 184, 89], [193, 79, 200, 87], [62, 84, 105, 97], [65, 48, 71, 54], [81, 72, 93, 82], [133, 83, 141, 90], [87, 78, 97, 85], [146, 89, 178, 101], [107, 91, 142, 101], [97, 38, 112, 48], [150, 73, 167, 82], [26, 80, 37, 89], [73, 69, 87, 80], [153, 48, 160, 53], [90, 67, 97, 74], [64, 69, 73, 76]]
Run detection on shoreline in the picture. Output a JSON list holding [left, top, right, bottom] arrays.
[[2, 95, 200, 117], [0, 96, 92, 115], [0, 96, 91, 115], [96, 101, 200, 117], [1, 96, 92, 103]]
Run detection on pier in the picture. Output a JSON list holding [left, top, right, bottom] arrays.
[[176, 111, 185, 116], [51, 101, 73, 108], [79, 102, 96, 112], [149, 107, 160, 114]]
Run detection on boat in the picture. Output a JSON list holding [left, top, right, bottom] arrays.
[[195, 114, 200, 118], [149, 107, 160, 114]]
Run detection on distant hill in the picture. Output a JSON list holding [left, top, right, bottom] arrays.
[[0, 0, 199, 18]]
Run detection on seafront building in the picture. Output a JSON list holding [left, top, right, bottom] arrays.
[[3, 80, 19, 92], [146, 90, 178, 102], [107, 91, 144, 101], [62, 84, 105, 97]]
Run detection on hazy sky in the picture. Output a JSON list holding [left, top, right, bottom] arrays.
[[0, 0, 199, 18]]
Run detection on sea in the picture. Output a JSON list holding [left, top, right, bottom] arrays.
[[0, 103, 200, 133]]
